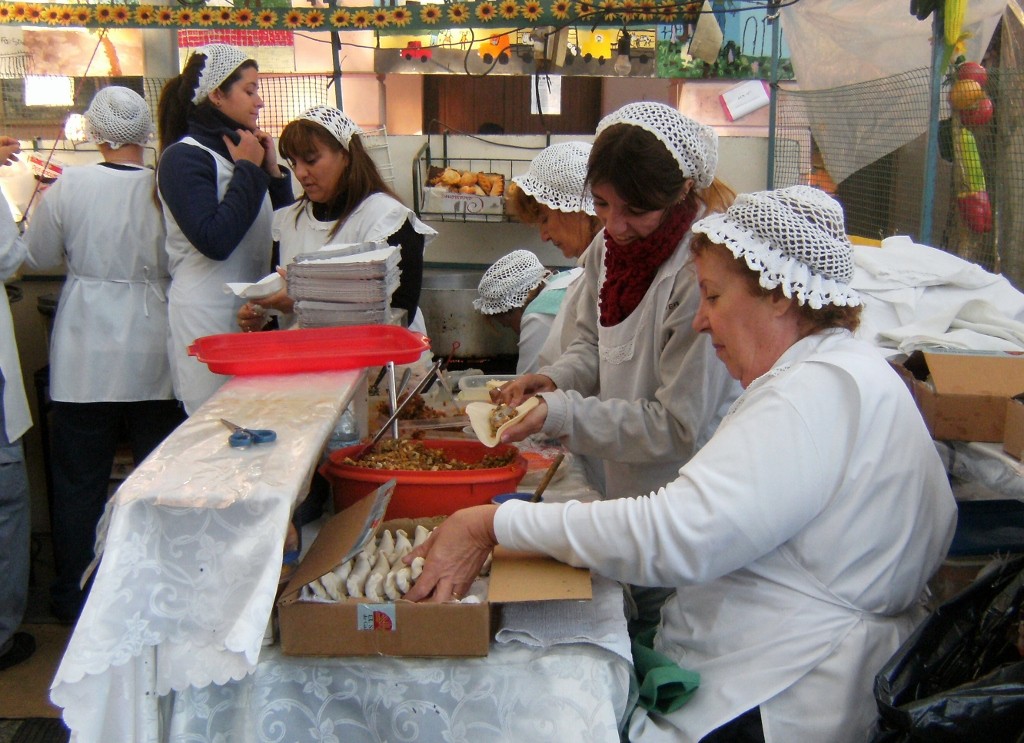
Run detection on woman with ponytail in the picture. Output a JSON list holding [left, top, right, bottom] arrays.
[[156, 43, 293, 414]]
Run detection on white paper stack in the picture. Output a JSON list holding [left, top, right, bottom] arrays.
[[287, 242, 402, 328]]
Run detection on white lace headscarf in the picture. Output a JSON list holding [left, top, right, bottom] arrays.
[[84, 86, 153, 149], [594, 101, 718, 189], [512, 142, 595, 216], [191, 43, 254, 104], [474, 250, 550, 315], [691, 185, 862, 309], [299, 106, 362, 149]]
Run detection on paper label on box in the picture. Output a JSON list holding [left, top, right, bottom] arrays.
[[357, 603, 397, 631]]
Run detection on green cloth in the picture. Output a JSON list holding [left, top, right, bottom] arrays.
[[523, 287, 566, 316], [631, 628, 700, 714]]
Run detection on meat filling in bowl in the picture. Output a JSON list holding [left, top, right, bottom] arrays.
[[343, 439, 517, 471]]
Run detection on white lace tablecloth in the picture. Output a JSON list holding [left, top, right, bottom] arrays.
[[50, 371, 364, 742], [50, 402, 635, 743], [161, 576, 633, 743]]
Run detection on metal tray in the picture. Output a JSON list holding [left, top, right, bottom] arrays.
[[188, 325, 429, 376]]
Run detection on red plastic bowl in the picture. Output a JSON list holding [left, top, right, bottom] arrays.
[[321, 439, 527, 519], [188, 325, 429, 376]]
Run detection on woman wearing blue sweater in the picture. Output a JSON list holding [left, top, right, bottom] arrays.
[[157, 43, 293, 414]]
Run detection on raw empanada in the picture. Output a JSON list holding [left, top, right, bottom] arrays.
[[466, 396, 541, 447]]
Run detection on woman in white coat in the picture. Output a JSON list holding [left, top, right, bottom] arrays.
[[504, 141, 602, 369], [405, 186, 958, 743], [236, 106, 435, 333], [25, 87, 184, 622], [157, 43, 293, 414], [493, 103, 742, 630]]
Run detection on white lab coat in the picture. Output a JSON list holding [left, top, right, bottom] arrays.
[[273, 194, 436, 333], [0, 191, 29, 441], [162, 138, 273, 415], [536, 265, 586, 369], [498, 330, 957, 742], [540, 226, 741, 500], [25, 164, 172, 402]]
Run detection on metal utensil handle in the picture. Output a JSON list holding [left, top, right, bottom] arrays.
[[366, 360, 442, 449]]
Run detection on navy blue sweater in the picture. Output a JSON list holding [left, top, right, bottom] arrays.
[[158, 109, 293, 261]]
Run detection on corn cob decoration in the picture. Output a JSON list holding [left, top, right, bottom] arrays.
[[944, 0, 966, 48], [953, 128, 986, 192]]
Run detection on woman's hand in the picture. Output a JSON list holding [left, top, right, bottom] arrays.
[[237, 302, 269, 332], [499, 398, 547, 443], [403, 505, 499, 603], [491, 373, 556, 406], [224, 130, 266, 167], [253, 128, 283, 178], [0, 136, 20, 167]]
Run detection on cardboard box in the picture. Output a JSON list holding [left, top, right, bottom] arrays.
[[277, 481, 591, 658], [420, 187, 506, 217], [890, 350, 1024, 443], [1004, 395, 1024, 460]]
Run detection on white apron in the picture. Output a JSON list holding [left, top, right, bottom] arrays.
[[273, 194, 436, 334], [163, 138, 273, 414], [596, 244, 691, 499]]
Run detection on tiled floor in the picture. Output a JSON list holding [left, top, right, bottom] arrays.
[[0, 531, 72, 740]]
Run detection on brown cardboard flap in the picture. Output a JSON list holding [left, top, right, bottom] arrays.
[[923, 351, 1024, 397], [487, 547, 592, 602], [279, 481, 395, 605]]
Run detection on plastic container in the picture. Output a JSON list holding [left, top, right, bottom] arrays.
[[188, 325, 430, 376], [492, 492, 533, 505], [457, 374, 517, 401], [321, 439, 527, 519]]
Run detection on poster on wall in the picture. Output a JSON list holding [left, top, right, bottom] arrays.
[[178, 28, 296, 73], [656, 2, 794, 80]]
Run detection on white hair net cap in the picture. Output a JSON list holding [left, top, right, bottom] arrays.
[[191, 43, 253, 104], [511, 141, 595, 216], [474, 250, 550, 315], [84, 86, 153, 149], [595, 101, 718, 190], [691, 185, 862, 310], [299, 106, 362, 149]]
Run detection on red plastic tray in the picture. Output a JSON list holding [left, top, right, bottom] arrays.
[[188, 325, 430, 376]]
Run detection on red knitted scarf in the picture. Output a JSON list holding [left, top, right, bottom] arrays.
[[599, 201, 698, 327]]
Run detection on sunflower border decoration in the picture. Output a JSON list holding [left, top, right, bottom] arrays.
[[0, 1, 703, 31]]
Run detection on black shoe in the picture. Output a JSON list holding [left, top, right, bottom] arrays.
[[0, 631, 36, 671]]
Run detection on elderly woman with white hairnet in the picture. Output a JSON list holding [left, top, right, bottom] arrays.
[[25, 86, 185, 623], [405, 185, 957, 743], [504, 141, 603, 368]]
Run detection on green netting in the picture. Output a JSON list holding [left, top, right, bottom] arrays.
[[772, 67, 1024, 290]]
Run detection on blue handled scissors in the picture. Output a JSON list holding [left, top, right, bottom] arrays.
[[220, 418, 277, 449]]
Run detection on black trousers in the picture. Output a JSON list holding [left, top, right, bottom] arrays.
[[699, 707, 766, 743], [49, 399, 184, 619]]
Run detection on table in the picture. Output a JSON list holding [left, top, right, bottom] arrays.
[[50, 370, 365, 741], [50, 380, 634, 743]]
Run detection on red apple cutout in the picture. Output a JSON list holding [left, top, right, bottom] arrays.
[[956, 191, 993, 233], [960, 97, 994, 127], [956, 62, 988, 87]]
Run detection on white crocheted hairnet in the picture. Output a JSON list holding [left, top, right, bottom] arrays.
[[512, 142, 595, 216], [691, 185, 862, 310], [595, 101, 718, 190], [299, 106, 362, 149], [191, 43, 253, 104], [474, 249, 550, 315], [84, 86, 153, 149]]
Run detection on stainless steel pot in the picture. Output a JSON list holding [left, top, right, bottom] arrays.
[[419, 268, 518, 358]]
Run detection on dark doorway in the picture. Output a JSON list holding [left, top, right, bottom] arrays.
[[422, 74, 602, 135]]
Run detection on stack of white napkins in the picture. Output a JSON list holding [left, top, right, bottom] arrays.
[[287, 242, 401, 327]]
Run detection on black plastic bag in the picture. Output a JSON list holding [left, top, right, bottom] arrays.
[[871, 555, 1024, 742]]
